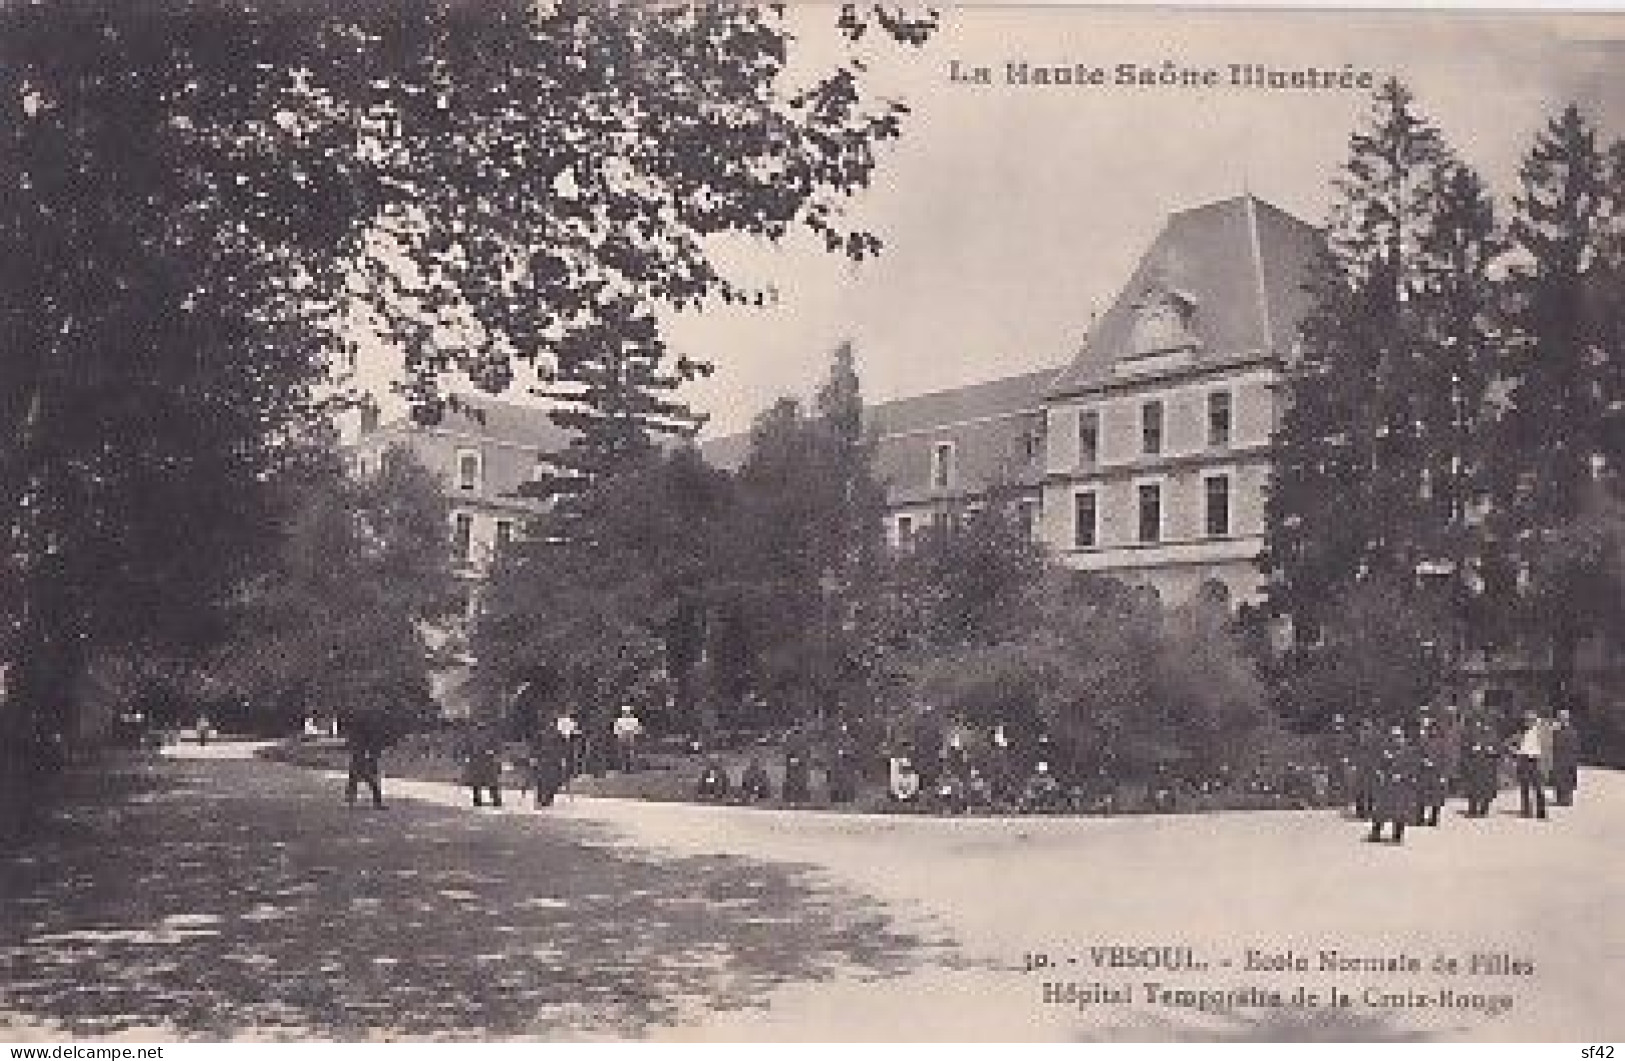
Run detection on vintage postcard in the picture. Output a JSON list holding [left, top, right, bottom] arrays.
[[0, 1, 1621, 1046]]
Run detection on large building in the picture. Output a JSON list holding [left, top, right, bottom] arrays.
[[709, 194, 1321, 605], [1037, 193, 1319, 603], [346, 397, 567, 578], [347, 194, 1320, 612]]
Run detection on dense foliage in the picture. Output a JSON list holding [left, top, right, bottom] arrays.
[[1266, 83, 1624, 719]]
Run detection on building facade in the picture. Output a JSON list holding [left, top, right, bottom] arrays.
[[346, 397, 566, 578], [355, 195, 1321, 619], [1037, 194, 1318, 603], [781, 194, 1320, 606]]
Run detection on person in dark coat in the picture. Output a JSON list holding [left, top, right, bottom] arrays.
[[343, 710, 387, 808], [782, 741, 812, 804], [1415, 717, 1450, 827], [1549, 709, 1580, 807], [461, 725, 503, 808], [825, 730, 859, 804], [696, 759, 732, 801], [1366, 726, 1418, 843], [1323, 714, 1354, 805], [526, 726, 567, 808], [1352, 717, 1380, 820], [1460, 721, 1501, 817], [739, 755, 773, 803], [1437, 703, 1464, 794]]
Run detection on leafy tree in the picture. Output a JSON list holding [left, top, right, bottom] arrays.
[[912, 570, 1270, 779], [210, 444, 461, 734], [474, 445, 733, 735], [348, 3, 936, 449], [0, 7, 369, 804], [714, 345, 890, 724], [887, 491, 1046, 651], [0, 1, 936, 814]]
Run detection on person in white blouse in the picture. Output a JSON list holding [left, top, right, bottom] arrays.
[[611, 706, 643, 772], [1510, 710, 1549, 820]]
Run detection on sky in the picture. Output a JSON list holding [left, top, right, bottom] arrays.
[[353, 7, 1625, 441]]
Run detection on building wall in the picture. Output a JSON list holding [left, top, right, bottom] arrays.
[[1040, 361, 1281, 603], [347, 421, 544, 575], [875, 409, 1045, 507]]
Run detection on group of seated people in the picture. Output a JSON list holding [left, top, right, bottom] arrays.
[[694, 744, 861, 806], [690, 715, 1357, 816]]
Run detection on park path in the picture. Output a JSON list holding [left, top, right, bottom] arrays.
[[4, 742, 1622, 1041], [0, 744, 941, 1041]]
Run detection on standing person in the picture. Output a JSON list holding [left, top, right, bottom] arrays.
[[1438, 701, 1464, 795], [1460, 721, 1501, 818], [526, 724, 567, 808], [782, 738, 812, 804], [612, 705, 643, 773], [909, 705, 944, 794], [1323, 714, 1353, 805], [1366, 726, 1418, 844], [739, 754, 773, 803], [1510, 710, 1549, 820], [986, 723, 1015, 807], [1416, 716, 1450, 827], [194, 712, 212, 747], [343, 710, 386, 809], [1550, 709, 1580, 807], [460, 724, 503, 808], [555, 710, 583, 781], [826, 725, 859, 804], [1352, 717, 1380, 820]]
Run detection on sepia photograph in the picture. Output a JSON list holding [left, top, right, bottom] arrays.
[[1, 0, 1622, 1045]]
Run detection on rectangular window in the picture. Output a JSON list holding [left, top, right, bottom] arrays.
[[1205, 474, 1231, 538], [1077, 409, 1100, 466], [1141, 401, 1164, 456], [1208, 391, 1232, 448], [930, 442, 954, 490], [896, 515, 914, 547], [456, 448, 482, 492], [495, 519, 514, 553], [452, 512, 474, 562], [1137, 482, 1162, 543], [1073, 491, 1097, 549]]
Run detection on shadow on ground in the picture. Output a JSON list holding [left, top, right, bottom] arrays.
[[0, 754, 937, 1040]]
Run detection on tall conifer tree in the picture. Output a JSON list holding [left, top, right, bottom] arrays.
[[1266, 80, 1466, 633]]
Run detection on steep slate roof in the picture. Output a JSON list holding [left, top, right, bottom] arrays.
[[1046, 194, 1321, 398], [376, 394, 574, 454], [697, 365, 1061, 475]]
